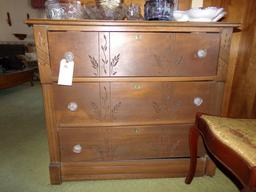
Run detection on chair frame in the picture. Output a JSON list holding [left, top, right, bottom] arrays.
[[185, 113, 256, 192]]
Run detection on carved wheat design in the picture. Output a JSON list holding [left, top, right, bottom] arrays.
[[152, 101, 161, 114], [111, 101, 122, 119], [101, 35, 108, 75], [89, 55, 99, 76], [101, 86, 109, 120], [91, 102, 100, 120], [110, 53, 120, 76]]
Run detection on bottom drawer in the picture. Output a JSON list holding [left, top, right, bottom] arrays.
[[59, 124, 205, 162]]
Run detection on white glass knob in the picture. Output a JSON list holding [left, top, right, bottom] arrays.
[[197, 49, 207, 58], [73, 144, 82, 154], [64, 51, 74, 62], [194, 97, 203, 107], [67, 102, 78, 112]]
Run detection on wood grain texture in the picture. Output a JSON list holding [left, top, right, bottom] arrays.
[[203, 0, 256, 118], [223, 0, 256, 118], [49, 162, 62, 184], [59, 125, 206, 162], [110, 32, 220, 77], [48, 32, 219, 78], [29, 20, 237, 184], [42, 85, 61, 183], [61, 158, 207, 181], [33, 26, 52, 83], [203, 0, 223, 7], [51, 76, 217, 82], [49, 31, 220, 78], [48, 31, 99, 77], [178, 0, 192, 10], [217, 28, 234, 116], [205, 156, 216, 176], [217, 28, 233, 81], [53, 82, 222, 125], [25, 19, 238, 27]]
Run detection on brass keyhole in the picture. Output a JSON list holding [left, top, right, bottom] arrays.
[[133, 84, 142, 90], [134, 128, 139, 133], [135, 34, 142, 40]]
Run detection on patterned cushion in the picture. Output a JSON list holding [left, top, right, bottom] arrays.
[[201, 115, 256, 167]]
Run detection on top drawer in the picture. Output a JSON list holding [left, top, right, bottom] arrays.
[[48, 31, 220, 77]]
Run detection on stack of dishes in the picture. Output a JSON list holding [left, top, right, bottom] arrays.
[[173, 7, 226, 22]]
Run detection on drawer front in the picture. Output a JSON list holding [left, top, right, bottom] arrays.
[[53, 82, 223, 125], [59, 125, 205, 162], [53, 83, 101, 124], [48, 32, 220, 77], [110, 82, 219, 123], [110, 32, 220, 77], [48, 31, 99, 77]]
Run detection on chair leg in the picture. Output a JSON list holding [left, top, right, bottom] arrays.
[[241, 187, 256, 192], [185, 125, 199, 184]]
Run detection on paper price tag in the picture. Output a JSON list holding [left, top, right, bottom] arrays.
[[57, 59, 74, 86]]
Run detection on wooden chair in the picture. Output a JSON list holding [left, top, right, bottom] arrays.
[[185, 113, 256, 192]]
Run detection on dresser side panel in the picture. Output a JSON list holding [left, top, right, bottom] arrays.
[[33, 26, 52, 83]]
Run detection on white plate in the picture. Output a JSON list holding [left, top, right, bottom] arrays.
[[188, 18, 213, 22]]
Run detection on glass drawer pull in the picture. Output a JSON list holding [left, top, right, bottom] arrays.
[[67, 102, 78, 112]]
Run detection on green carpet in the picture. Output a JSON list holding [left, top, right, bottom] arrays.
[[0, 82, 239, 192]]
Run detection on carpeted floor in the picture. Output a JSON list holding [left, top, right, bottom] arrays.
[[0, 82, 239, 192]]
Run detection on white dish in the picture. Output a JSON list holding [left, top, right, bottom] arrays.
[[212, 11, 226, 22], [188, 18, 212, 22], [173, 7, 226, 22], [187, 7, 224, 19], [173, 10, 189, 21]]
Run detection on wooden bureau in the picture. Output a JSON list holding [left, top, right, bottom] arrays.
[[27, 19, 238, 184]]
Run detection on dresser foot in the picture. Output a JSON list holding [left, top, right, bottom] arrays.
[[49, 162, 62, 185], [205, 157, 216, 176]]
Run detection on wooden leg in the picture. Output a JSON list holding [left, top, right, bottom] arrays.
[[241, 187, 251, 192], [205, 157, 216, 176], [241, 186, 256, 192], [49, 162, 62, 185], [185, 125, 199, 184]]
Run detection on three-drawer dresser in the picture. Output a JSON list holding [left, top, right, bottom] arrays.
[[27, 19, 238, 184]]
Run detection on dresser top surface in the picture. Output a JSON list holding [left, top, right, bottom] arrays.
[[26, 19, 239, 28]]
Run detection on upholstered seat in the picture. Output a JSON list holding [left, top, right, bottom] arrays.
[[185, 113, 256, 192], [202, 115, 256, 167]]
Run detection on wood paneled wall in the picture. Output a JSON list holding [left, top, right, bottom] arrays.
[[203, 0, 224, 7], [226, 0, 256, 118], [201, 0, 256, 118]]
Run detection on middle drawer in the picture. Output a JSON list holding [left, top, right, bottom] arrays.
[[53, 81, 223, 126]]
